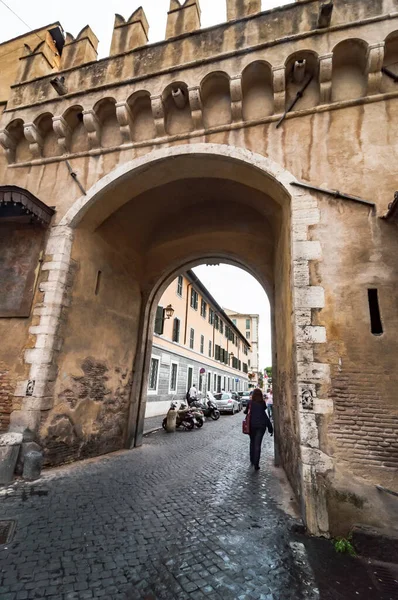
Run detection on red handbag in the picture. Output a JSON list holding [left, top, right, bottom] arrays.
[[242, 402, 251, 435]]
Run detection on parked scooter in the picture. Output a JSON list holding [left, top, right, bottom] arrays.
[[162, 403, 196, 431], [190, 397, 220, 421], [190, 405, 205, 428]]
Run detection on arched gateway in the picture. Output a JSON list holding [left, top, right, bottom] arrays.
[[1, 0, 397, 539], [8, 144, 331, 535]]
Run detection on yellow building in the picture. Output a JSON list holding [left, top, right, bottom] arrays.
[[224, 309, 260, 384], [146, 270, 250, 417]]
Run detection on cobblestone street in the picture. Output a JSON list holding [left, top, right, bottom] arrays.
[[0, 415, 379, 600]]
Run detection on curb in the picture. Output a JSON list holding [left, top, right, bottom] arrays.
[[143, 427, 162, 436]]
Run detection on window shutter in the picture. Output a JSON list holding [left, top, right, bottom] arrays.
[[154, 306, 164, 335], [172, 318, 180, 342]]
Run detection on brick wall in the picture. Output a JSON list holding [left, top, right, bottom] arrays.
[[0, 362, 14, 431], [329, 363, 398, 474]]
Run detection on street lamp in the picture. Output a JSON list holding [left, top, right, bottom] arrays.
[[164, 304, 175, 320]]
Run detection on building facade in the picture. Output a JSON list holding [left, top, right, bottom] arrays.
[[146, 271, 250, 417], [224, 309, 260, 384], [0, 0, 397, 536]]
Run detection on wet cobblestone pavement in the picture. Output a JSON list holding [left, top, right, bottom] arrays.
[[1, 415, 321, 599]]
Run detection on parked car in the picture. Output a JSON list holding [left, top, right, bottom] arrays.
[[230, 392, 242, 410], [239, 391, 251, 407], [214, 392, 240, 414]]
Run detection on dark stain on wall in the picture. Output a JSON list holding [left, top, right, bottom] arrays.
[[41, 357, 133, 466]]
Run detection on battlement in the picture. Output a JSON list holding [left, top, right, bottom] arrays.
[[1, 0, 398, 165], [3, 0, 397, 110]]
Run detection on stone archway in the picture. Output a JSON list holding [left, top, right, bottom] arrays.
[[11, 144, 332, 535]]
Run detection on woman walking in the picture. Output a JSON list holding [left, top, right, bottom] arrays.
[[244, 388, 273, 470]]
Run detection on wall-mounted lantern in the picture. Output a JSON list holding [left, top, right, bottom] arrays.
[[164, 304, 175, 320]]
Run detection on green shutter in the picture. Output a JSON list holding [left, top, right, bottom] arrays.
[[154, 305, 164, 335]]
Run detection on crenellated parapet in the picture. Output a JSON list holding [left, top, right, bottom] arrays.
[[2, 22, 398, 166], [1, 0, 398, 165], [166, 0, 201, 39], [226, 0, 261, 21], [110, 8, 149, 55], [60, 26, 98, 70]]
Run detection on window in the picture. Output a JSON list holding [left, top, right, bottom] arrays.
[[248, 359, 251, 367], [207, 371, 211, 392], [368, 289, 383, 335], [148, 357, 160, 392], [208, 340, 212, 357], [200, 299, 207, 318], [225, 325, 229, 338], [169, 362, 178, 392], [154, 306, 164, 335], [177, 275, 183, 297], [200, 335, 204, 354], [187, 366, 193, 391], [220, 321, 224, 334], [172, 318, 180, 343], [246, 331, 250, 339], [232, 319, 237, 325], [246, 318, 250, 330], [243, 363, 248, 374], [223, 376, 226, 390], [189, 328, 195, 349], [190, 288, 198, 310], [209, 308, 214, 325], [213, 373, 217, 391], [214, 314, 219, 330], [215, 345, 220, 361]]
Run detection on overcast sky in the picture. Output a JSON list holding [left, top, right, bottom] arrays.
[[194, 265, 271, 369], [0, 1, 288, 56], [0, 0, 276, 368]]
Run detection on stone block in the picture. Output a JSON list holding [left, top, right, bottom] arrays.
[[292, 208, 320, 226], [23, 450, 43, 481], [298, 361, 331, 383], [295, 286, 325, 309], [293, 241, 322, 261], [0, 433, 23, 484], [301, 446, 334, 472], [300, 412, 320, 448], [15, 441, 41, 476], [296, 326, 327, 344], [293, 260, 310, 286], [25, 348, 53, 365], [9, 410, 41, 435]]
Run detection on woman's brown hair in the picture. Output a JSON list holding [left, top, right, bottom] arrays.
[[251, 388, 264, 403]]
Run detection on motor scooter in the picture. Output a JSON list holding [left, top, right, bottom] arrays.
[[190, 398, 220, 421], [162, 403, 196, 430]]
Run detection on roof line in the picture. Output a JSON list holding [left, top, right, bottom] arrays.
[[0, 21, 62, 49]]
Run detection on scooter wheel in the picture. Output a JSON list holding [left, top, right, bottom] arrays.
[[211, 411, 220, 421], [162, 418, 167, 430], [184, 421, 194, 430], [196, 419, 204, 428]]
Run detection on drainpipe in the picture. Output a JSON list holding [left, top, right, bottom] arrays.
[[184, 282, 192, 345]]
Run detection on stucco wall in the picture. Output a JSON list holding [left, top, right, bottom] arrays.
[[1, 0, 397, 535]]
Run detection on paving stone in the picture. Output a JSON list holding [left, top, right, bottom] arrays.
[[0, 416, 316, 600]]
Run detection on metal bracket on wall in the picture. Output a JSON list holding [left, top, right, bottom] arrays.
[[276, 75, 313, 129], [65, 160, 86, 196], [382, 66, 398, 83], [290, 181, 376, 211]]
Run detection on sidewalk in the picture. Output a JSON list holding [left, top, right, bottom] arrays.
[[143, 413, 166, 435]]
